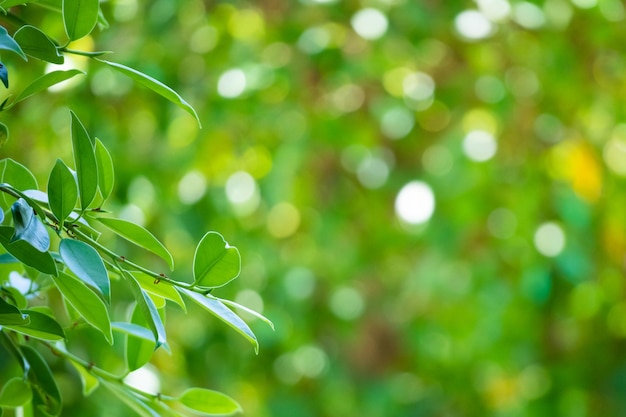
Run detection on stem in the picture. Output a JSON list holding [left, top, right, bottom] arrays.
[[60, 48, 112, 57]]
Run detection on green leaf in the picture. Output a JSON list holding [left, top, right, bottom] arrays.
[[181, 289, 258, 354], [96, 217, 174, 270], [97, 59, 201, 127], [193, 232, 241, 288], [0, 226, 58, 276], [13, 25, 63, 64], [51, 271, 112, 344], [69, 359, 99, 396], [1, 285, 28, 309], [133, 272, 186, 311], [63, 0, 100, 41], [175, 388, 242, 416], [0, 297, 29, 325], [123, 270, 167, 350], [59, 238, 110, 303], [218, 298, 274, 330], [48, 159, 78, 225], [0, 122, 7, 148], [70, 111, 98, 209], [11, 70, 85, 106], [0, 61, 7, 88], [10, 198, 50, 252], [5, 309, 65, 341], [101, 381, 160, 417], [0, 377, 32, 408], [112, 321, 154, 342], [94, 138, 114, 202], [124, 307, 155, 372], [21, 345, 62, 416], [1, 158, 38, 208], [0, 26, 27, 61]]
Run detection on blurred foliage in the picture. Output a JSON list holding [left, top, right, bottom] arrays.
[[2, 0, 626, 416]]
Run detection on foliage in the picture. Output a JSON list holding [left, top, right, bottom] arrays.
[[0, 1, 270, 416]]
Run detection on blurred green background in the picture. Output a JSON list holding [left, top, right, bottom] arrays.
[[3, 0, 626, 415]]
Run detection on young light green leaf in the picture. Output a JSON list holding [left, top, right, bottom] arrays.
[[218, 298, 274, 331], [96, 217, 174, 270], [174, 388, 242, 416], [193, 232, 240, 288], [180, 289, 258, 354], [0, 26, 27, 61], [95, 138, 114, 202], [5, 309, 65, 341], [0, 226, 58, 276], [63, 0, 100, 41], [70, 111, 98, 209], [123, 270, 167, 350], [13, 25, 63, 64], [1, 285, 28, 309], [0, 377, 32, 408], [21, 345, 62, 416], [112, 321, 154, 342], [69, 359, 99, 396], [10, 198, 50, 252], [0, 122, 7, 147], [59, 238, 110, 303], [11, 70, 84, 106], [51, 271, 112, 344], [48, 159, 78, 224], [97, 59, 201, 127], [0, 297, 29, 325], [102, 380, 160, 417], [125, 306, 156, 372], [132, 272, 186, 311]]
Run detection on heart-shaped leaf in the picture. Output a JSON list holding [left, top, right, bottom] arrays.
[[59, 238, 110, 303], [10, 198, 50, 252], [193, 232, 240, 288]]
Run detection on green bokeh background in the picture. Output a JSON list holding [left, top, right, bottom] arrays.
[[3, 0, 626, 415]]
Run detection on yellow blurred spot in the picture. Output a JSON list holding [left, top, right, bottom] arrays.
[[569, 282, 603, 319], [267, 202, 300, 238], [243, 146, 273, 179], [461, 108, 499, 135], [483, 374, 520, 410], [167, 115, 199, 148], [548, 140, 602, 203], [602, 216, 626, 264], [383, 67, 412, 97], [416, 101, 451, 132], [607, 302, 626, 337], [228, 9, 265, 41]]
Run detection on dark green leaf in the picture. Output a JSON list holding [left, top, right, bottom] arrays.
[[96, 217, 174, 270], [1, 285, 28, 309], [175, 388, 242, 416], [0, 62, 7, 88], [97, 59, 201, 127], [51, 271, 112, 344], [70, 111, 98, 209], [69, 359, 99, 396], [11, 70, 84, 106], [21, 345, 62, 416], [5, 309, 65, 341], [0, 377, 32, 408], [59, 238, 110, 303], [95, 138, 114, 202], [48, 159, 78, 225], [0, 122, 8, 147], [10, 198, 50, 252], [0, 26, 27, 60], [0, 226, 58, 276], [13, 25, 63, 64], [62, 0, 100, 41], [193, 232, 240, 288], [181, 289, 258, 353], [123, 270, 167, 350], [0, 296, 29, 325]]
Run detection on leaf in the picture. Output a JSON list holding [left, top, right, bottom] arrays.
[[96, 217, 174, 270], [69, 359, 99, 396], [11, 70, 84, 106], [193, 232, 241, 288], [218, 298, 274, 330], [70, 111, 98, 209], [112, 321, 154, 342], [0, 122, 7, 147], [97, 59, 201, 127], [101, 380, 160, 417], [180, 289, 258, 354], [175, 388, 242, 416], [1, 158, 38, 208], [0, 377, 32, 408], [124, 306, 155, 372], [48, 159, 78, 225], [21, 345, 62, 416], [0, 226, 58, 276], [0, 297, 29, 325], [10, 198, 50, 252], [5, 309, 65, 341], [0, 61, 7, 88], [123, 270, 167, 350], [0, 26, 27, 60], [51, 271, 112, 344], [95, 138, 114, 202], [133, 272, 186, 311], [63, 0, 100, 41], [59, 238, 110, 303], [13, 25, 63, 64]]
